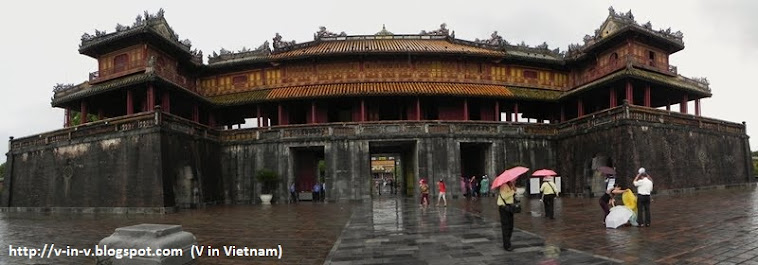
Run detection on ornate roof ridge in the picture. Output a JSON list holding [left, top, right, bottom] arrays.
[[208, 41, 271, 64], [79, 9, 201, 63], [565, 6, 684, 58]]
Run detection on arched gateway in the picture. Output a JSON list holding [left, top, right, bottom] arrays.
[[1, 8, 751, 211]]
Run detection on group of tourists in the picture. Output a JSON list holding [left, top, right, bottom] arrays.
[[599, 168, 654, 227], [288, 182, 326, 203], [493, 166, 655, 252], [458, 175, 492, 200]]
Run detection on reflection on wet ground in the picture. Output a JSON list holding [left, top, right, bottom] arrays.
[[466, 185, 758, 264], [1, 185, 757, 264], [325, 197, 617, 265], [0, 203, 354, 265]]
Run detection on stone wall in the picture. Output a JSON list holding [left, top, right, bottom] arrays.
[[557, 119, 752, 195], [2, 128, 165, 208], [160, 130, 223, 208], [219, 132, 554, 202], [2, 107, 751, 208]]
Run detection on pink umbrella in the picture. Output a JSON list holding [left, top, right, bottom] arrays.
[[491, 166, 529, 189], [532, 169, 557, 177]]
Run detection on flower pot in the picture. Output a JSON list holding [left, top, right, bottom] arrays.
[[260, 194, 273, 205]]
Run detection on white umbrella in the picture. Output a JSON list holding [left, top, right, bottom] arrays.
[[605, 206, 633, 229]]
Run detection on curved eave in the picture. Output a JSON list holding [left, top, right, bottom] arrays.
[[79, 28, 201, 67], [566, 26, 685, 63], [561, 67, 711, 99], [209, 82, 561, 106], [52, 73, 209, 107]]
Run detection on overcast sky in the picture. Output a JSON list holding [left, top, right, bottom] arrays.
[[1, 0, 756, 162]]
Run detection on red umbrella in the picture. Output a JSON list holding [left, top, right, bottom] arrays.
[[532, 169, 557, 177], [598, 166, 616, 175], [491, 166, 529, 189]]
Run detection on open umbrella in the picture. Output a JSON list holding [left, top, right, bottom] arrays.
[[532, 169, 557, 177], [598, 166, 616, 175], [605, 206, 633, 229], [491, 166, 529, 189]]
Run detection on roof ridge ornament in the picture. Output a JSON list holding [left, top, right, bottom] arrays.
[[314, 26, 347, 40], [375, 24, 393, 36], [272, 33, 296, 50], [420, 23, 450, 36], [474, 31, 508, 47]]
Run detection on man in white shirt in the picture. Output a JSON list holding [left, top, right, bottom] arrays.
[[633, 167, 654, 227]]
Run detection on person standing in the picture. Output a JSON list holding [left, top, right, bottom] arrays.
[[420, 179, 430, 206], [480, 175, 490, 197], [289, 183, 298, 203], [436, 180, 447, 207], [539, 177, 559, 219], [460, 176, 467, 199], [497, 181, 516, 251], [633, 168, 653, 227], [312, 182, 321, 202]]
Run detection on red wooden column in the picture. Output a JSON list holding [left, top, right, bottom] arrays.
[[147, 84, 155, 110], [98, 109, 104, 120], [361, 99, 367, 121], [209, 112, 216, 127], [666, 99, 671, 111], [513, 103, 519, 122], [161, 91, 171, 113], [463, 98, 469, 121], [609, 87, 617, 108], [625, 80, 634, 105], [560, 104, 566, 122], [495, 100, 500, 122], [680, 94, 688, 114], [80, 101, 88, 124], [310, 101, 316, 124], [695, 99, 701, 116], [415, 97, 421, 121], [277, 104, 283, 125], [64, 109, 71, 127], [256, 105, 262, 127], [577, 98, 584, 117], [644, 84, 651, 107], [126, 90, 134, 115], [192, 104, 199, 123]]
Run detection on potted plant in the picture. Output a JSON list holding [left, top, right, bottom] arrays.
[[256, 169, 280, 204]]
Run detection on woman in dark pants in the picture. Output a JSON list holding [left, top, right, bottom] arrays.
[[497, 181, 516, 251], [599, 184, 626, 223]]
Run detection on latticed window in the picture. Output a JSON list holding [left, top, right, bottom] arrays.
[[430, 61, 442, 78], [232, 75, 247, 87], [113, 54, 128, 72], [523, 70, 538, 79]]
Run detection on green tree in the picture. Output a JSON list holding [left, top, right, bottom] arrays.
[[0, 162, 5, 180], [69, 111, 99, 126], [255, 169, 280, 194]]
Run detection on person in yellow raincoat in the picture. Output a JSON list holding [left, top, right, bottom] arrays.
[[621, 189, 639, 226]]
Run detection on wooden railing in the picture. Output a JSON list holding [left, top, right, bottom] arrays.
[[90, 59, 146, 83]]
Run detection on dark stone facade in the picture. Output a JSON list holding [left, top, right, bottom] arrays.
[[1, 105, 752, 209]]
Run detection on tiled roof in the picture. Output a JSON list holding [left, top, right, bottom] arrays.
[[209, 82, 563, 105], [269, 39, 505, 59]]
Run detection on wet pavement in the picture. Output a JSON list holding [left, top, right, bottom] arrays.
[[0, 185, 757, 264], [461, 184, 758, 264], [324, 198, 617, 265]]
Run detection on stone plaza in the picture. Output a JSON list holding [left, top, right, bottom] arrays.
[[1, 185, 757, 264]]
